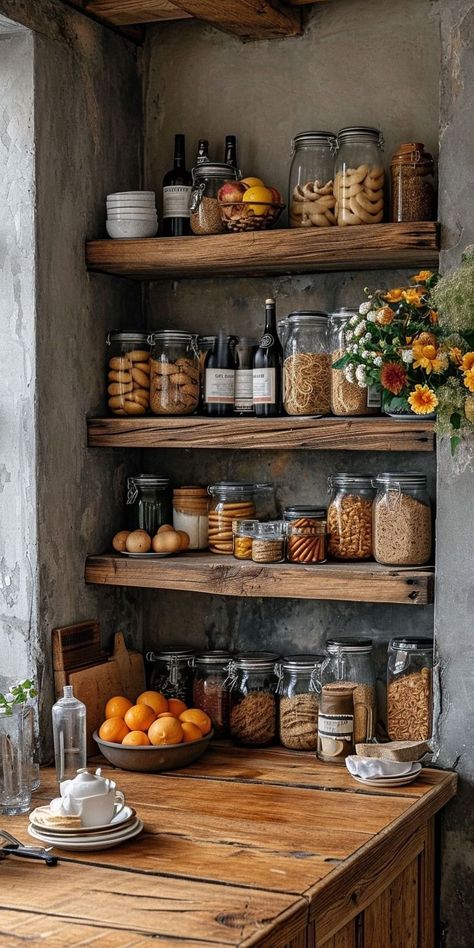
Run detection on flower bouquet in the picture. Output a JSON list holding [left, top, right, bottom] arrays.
[[334, 250, 474, 452]]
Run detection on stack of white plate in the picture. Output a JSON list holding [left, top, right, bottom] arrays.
[[27, 804, 143, 851], [106, 191, 158, 239], [345, 755, 422, 787]]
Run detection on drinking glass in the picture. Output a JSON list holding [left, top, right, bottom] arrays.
[[0, 706, 32, 815]]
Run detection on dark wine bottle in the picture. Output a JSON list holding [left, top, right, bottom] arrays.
[[196, 139, 210, 165], [204, 330, 235, 416], [224, 135, 238, 169], [253, 299, 283, 417], [162, 134, 192, 237]]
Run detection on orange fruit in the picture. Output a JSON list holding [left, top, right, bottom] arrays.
[[179, 708, 212, 736], [137, 690, 168, 715], [99, 717, 130, 744], [181, 721, 203, 743], [242, 185, 273, 214], [148, 716, 184, 746], [157, 711, 176, 719], [122, 730, 151, 746], [241, 176, 265, 188], [124, 703, 156, 732], [168, 697, 187, 717], [105, 695, 133, 719]]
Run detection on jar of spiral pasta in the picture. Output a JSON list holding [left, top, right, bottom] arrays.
[[283, 312, 331, 416], [329, 309, 377, 416], [289, 131, 337, 228], [327, 474, 374, 560], [227, 652, 279, 746], [277, 654, 326, 750], [387, 638, 433, 741], [334, 127, 384, 226]]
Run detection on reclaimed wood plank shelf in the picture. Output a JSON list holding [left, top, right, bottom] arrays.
[[85, 554, 434, 604], [86, 221, 439, 280], [87, 414, 435, 451]]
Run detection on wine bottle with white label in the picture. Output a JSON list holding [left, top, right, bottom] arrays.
[[162, 134, 192, 237], [204, 330, 235, 416], [253, 299, 283, 417]]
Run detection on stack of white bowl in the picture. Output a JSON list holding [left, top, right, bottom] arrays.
[[106, 191, 158, 239]]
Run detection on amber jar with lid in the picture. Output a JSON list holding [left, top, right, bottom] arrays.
[[317, 683, 356, 763], [390, 142, 436, 222]]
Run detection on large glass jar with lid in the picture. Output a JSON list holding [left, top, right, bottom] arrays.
[[289, 131, 337, 228], [390, 142, 436, 222], [147, 648, 195, 705], [126, 474, 172, 534], [208, 482, 272, 554], [190, 163, 240, 235], [192, 651, 233, 737], [277, 654, 327, 750], [323, 638, 376, 743], [106, 331, 151, 416], [283, 312, 331, 416], [327, 474, 374, 560], [227, 652, 279, 746], [149, 331, 199, 416], [387, 638, 433, 741], [334, 127, 384, 226], [372, 472, 432, 565], [329, 309, 378, 416]]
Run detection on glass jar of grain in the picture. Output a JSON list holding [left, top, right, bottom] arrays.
[[329, 309, 377, 416], [190, 163, 240, 235], [322, 638, 376, 744], [227, 653, 279, 747], [387, 638, 433, 741], [283, 311, 331, 416], [277, 654, 327, 750], [390, 142, 436, 222], [372, 472, 432, 565], [327, 474, 375, 560]]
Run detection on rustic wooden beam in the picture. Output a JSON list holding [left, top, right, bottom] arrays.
[[84, 0, 192, 24], [60, 1, 146, 39], [167, 0, 302, 38]]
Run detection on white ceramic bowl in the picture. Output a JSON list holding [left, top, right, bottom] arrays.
[[107, 191, 155, 201], [107, 198, 156, 209], [107, 210, 158, 220], [106, 219, 158, 239]]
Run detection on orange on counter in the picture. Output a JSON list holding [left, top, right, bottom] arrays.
[[122, 730, 151, 746], [124, 703, 156, 732], [137, 690, 168, 715], [168, 697, 188, 717], [181, 721, 203, 743], [99, 716, 130, 744], [105, 695, 133, 719], [179, 708, 212, 736], [148, 716, 184, 746], [98, 692, 212, 748]]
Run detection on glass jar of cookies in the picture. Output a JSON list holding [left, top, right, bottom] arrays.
[[149, 331, 199, 415], [334, 127, 384, 226], [208, 482, 271, 555], [289, 131, 337, 228], [106, 331, 151, 416]]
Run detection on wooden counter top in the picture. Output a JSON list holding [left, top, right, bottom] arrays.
[[0, 744, 456, 947]]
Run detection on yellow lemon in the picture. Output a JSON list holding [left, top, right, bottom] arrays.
[[242, 185, 274, 215], [241, 177, 265, 188]]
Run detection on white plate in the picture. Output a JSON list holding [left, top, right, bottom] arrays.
[[28, 818, 143, 851], [29, 805, 135, 834], [119, 551, 173, 558], [350, 769, 422, 788], [385, 413, 436, 421], [346, 757, 420, 779]]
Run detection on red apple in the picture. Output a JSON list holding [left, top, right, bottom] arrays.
[[218, 182, 246, 204], [269, 186, 283, 205]]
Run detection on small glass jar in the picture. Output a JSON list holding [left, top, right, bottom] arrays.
[[327, 474, 374, 560], [208, 482, 271, 555], [147, 648, 195, 705], [173, 487, 209, 550], [387, 638, 433, 741], [372, 472, 432, 566], [334, 127, 384, 226], [149, 331, 199, 416], [329, 309, 377, 416], [317, 684, 356, 763], [277, 654, 326, 750], [251, 522, 285, 564], [106, 331, 151, 416], [233, 520, 258, 560], [190, 163, 239, 235], [286, 522, 327, 564], [390, 142, 436, 222], [192, 650, 233, 737], [283, 311, 331, 416], [126, 474, 172, 534], [289, 130, 338, 228], [227, 652, 279, 746], [322, 638, 376, 744]]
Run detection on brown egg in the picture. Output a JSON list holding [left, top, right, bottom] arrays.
[[152, 530, 182, 554], [112, 530, 130, 552], [176, 530, 190, 550], [125, 529, 152, 553], [157, 524, 174, 534]]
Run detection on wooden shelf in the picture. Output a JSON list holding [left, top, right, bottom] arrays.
[[85, 554, 434, 605], [86, 222, 440, 281], [87, 415, 435, 452]]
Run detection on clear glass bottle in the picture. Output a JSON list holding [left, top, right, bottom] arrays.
[[106, 331, 151, 416], [208, 482, 271, 554], [327, 473, 375, 560], [387, 638, 433, 741], [329, 309, 377, 416], [126, 474, 172, 534], [149, 331, 199, 416], [283, 311, 331, 416], [289, 130, 337, 228], [147, 649, 195, 705], [190, 162, 239, 235], [390, 142, 436, 222], [193, 651, 233, 737], [173, 487, 209, 550], [372, 472, 432, 566], [323, 638, 376, 743], [334, 127, 384, 226], [251, 522, 285, 563], [227, 653, 279, 746], [277, 654, 326, 750], [51, 686, 87, 784]]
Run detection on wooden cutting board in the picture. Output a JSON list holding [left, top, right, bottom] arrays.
[[52, 620, 108, 696]]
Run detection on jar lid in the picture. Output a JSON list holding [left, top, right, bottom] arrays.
[[390, 637, 433, 651], [192, 162, 238, 179], [287, 310, 329, 325], [107, 331, 149, 345], [195, 650, 233, 665], [330, 474, 374, 489], [149, 330, 197, 345], [326, 638, 373, 653], [234, 651, 280, 671], [292, 131, 337, 149], [374, 472, 427, 489], [253, 521, 285, 538], [129, 474, 170, 487], [283, 506, 326, 520], [208, 481, 271, 495], [338, 126, 383, 147], [391, 142, 433, 165], [330, 308, 359, 322], [281, 653, 327, 671], [146, 648, 194, 663], [233, 519, 259, 534]]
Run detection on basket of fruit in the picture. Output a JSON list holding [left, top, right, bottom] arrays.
[[94, 691, 213, 773], [218, 177, 285, 232]]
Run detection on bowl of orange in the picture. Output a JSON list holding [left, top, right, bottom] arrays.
[[93, 692, 214, 773]]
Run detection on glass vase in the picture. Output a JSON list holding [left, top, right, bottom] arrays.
[[0, 706, 32, 815]]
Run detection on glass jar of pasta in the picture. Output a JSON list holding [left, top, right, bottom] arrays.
[[387, 638, 433, 741], [327, 474, 374, 560], [334, 127, 384, 226], [289, 131, 337, 228], [329, 309, 377, 416], [106, 331, 151, 416], [372, 473, 432, 565], [227, 653, 279, 746], [283, 312, 331, 416]]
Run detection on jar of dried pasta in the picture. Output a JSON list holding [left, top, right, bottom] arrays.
[[329, 309, 378, 416], [327, 474, 374, 560], [277, 654, 326, 750], [372, 473, 432, 565], [227, 652, 279, 746], [283, 311, 331, 416], [387, 638, 433, 741], [322, 638, 376, 744], [289, 130, 338, 228], [149, 331, 199, 415], [334, 126, 384, 226], [208, 482, 271, 555], [106, 331, 151, 416]]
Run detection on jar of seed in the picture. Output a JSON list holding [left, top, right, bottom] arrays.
[[277, 654, 327, 751], [227, 652, 279, 746], [190, 163, 240, 235], [233, 520, 259, 560], [390, 142, 436, 222], [322, 638, 376, 744], [327, 474, 374, 560]]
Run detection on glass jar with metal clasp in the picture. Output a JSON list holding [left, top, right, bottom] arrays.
[[289, 130, 338, 228], [192, 650, 233, 737], [190, 162, 240, 235], [322, 638, 376, 744], [276, 654, 327, 751], [126, 474, 172, 534], [334, 127, 385, 226], [147, 648, 195, 705], [149, 330, 200, 416], [226, 652, 279, 747]]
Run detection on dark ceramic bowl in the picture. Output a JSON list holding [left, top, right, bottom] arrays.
[[93, 729, 213, 773]]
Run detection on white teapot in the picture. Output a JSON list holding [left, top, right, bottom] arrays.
[[60, 767, 113, 800], [53, 768, 125, 827]]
